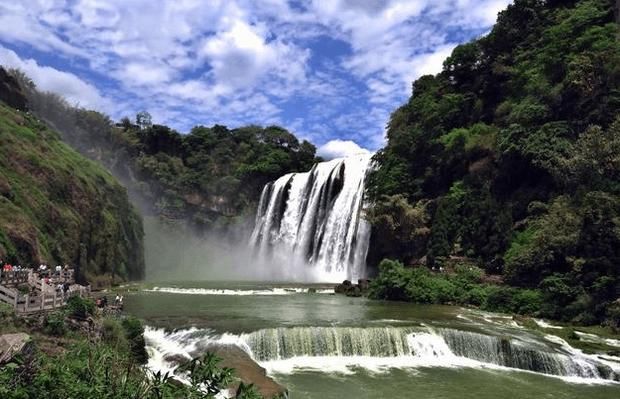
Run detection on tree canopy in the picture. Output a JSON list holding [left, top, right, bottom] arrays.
[[366, 0, 620, 326]]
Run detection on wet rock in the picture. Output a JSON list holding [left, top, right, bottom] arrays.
[[334, 280, 352, 294], [335, 279, 369, 297], [346, 285, 362, 297], [0, 333, 32, 364], [206, 344, 287, 398], [164, 353, 190, 366]]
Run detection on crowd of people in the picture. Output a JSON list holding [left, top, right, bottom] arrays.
[[0, 259, 73, 277]]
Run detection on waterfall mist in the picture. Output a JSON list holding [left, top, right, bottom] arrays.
[[143, 216, 334, 282]]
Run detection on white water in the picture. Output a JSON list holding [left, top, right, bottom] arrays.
[[144, 286, 334, 295], [250, 155, 372, 283], [143, 326, 620, 384]]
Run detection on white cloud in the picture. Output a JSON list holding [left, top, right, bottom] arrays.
[[317, 139, 370, 160], [0, 45, 108, 110], [0, 0, 512, 149]]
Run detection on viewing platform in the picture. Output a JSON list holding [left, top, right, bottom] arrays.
[[0, 268, 90, 314]]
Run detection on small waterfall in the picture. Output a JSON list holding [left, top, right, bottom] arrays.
[[144, 326, 619, 382], [234, 327, 617, 380], [250, 154, 372, 282], [439, 329, 604, 378]]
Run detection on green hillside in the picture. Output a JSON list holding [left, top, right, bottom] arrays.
[[9, 72, 319, 233], [366, 0, 620, 325], [0, 96, 144, 283]]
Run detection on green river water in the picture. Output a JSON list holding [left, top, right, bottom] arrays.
[[123, 281, 620, 398]]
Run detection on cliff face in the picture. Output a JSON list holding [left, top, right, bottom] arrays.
[[0, 77, 144, 283]]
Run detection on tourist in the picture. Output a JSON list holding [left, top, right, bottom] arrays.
[[55, 265, 62, 274], [115, 294, 120, 305]]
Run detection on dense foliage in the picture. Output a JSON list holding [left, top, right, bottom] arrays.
[[0, 301, 266, 399], [9, 71, 319, 232], [369, 259, 543, 315], [0, 98, 144, 283], [366, 0, 619, 325]]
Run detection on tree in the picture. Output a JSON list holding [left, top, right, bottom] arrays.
[[136, 111, 152, 130]]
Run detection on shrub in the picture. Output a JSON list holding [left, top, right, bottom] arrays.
[[66, 295, 95, 319], [512, 289, 543, 315], [120, 317, 148, 364], [368, 259, 413, 301], [483, 287, 516, 313], [101, 318, 128, 350], [43, 312, 66, 336]]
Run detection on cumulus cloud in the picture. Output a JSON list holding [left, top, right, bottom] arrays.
[[0, 45, 108, 110], [317, 139, 371, 160], [0, 0, 512, 149]]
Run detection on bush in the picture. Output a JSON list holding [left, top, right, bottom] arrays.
[[368, 259, 413, 301], [512, 289, 543, 315], [462, 285, 491, 307], [66, 295, 95, 319], [43, 312, 66, 336], [483, 287, 516, 313], [101, 318, 128, 350], [121, 317, 148, 364]]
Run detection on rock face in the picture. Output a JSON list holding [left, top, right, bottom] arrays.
[[0, 67, 27, 112], [0, 333, 32, 363], [207, 344, 287, 398]]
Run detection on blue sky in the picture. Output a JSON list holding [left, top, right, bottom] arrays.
[[0, 0, 511, 158]]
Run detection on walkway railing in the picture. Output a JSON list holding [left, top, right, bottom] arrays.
[[0, 269, 88, 314]]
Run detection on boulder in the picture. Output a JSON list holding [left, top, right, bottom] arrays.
[[206, 344, 287, 398], [334, 280, 352, 294], [163, 353, 190, 366], [0, 333, 31, 364], [345, 285, 362, 297], [358, 279, 370, 291]]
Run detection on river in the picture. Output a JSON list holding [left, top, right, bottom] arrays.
[[123, 281, 620, 398]]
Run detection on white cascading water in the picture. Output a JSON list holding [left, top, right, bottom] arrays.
[[144, 326, 620, 382], [250, 154, 372, 282]]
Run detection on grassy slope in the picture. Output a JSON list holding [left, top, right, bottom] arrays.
[[0, 103, 144, 283]]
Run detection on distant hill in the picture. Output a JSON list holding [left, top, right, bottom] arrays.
[[0, 70, 144, 284], [7, 71, 320, 234]]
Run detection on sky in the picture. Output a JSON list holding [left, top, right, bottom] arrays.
[[0, 0, 511, 158]]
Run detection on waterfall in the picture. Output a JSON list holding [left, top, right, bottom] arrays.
[[234, 327, 617, 380], [144, 326, 620, 382], [250, 154, 372, 282]]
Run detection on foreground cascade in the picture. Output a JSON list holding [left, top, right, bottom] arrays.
[[145, 326, 619, 382], [250, 154, 372, 282]]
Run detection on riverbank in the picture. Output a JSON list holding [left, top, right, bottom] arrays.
[[0, 296, 283, 398]]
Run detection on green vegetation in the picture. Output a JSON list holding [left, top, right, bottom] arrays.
[[366, 0, 620, 326], [9, 71, 319, 232], [369, 259, 543, 315], [0, 98, 144, 283], [0, 300, 266, 399]]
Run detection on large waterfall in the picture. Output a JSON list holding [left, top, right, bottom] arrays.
[[250, 154, 372, 282]]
